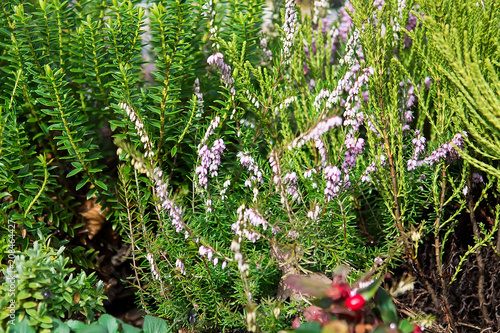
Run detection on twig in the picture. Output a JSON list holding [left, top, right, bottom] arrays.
[[433, 165, 455, 328], [466, 174, 492, 325]]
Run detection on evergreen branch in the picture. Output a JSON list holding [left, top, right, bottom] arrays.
[[24, 154, 50, 219]]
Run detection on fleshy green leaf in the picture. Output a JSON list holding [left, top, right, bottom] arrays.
[[375, 288, 398, 324]]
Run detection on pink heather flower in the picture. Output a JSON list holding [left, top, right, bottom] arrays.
[[424, 77, 432, 90], [281, 0, 298, 63], [176, 259, 186, 275], [404, 12, 418, 48], [146, 253, 160, 280], [199, 245, 208, 256], [199, 245, 214, 262], [291, 116, 342, 149], [207, 52, 235, 94], [195, 139, 226, 189], [237, 152, 263, 186], [221, 261, 227, 269], [408, 132, 467, 170], [232, 206, 268, 243], [119, 102, 155, 158], [194, 78, 204, 117], [374, 0, 384, 10], [324, 165, 343, 201], [472, 173, 484, 185], [283, 172, 301, 202]]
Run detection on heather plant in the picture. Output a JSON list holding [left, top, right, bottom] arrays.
[[1, 0, 500, 332]]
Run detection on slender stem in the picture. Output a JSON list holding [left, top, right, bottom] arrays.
[[122, 167, 149, 314], [24, 155, 49, 219], [467, 174, 492, 325], [377, 84, 441, 311], [434, 165, 455, 328]]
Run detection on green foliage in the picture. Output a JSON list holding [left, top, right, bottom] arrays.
[[418, 0, 500, 178], [1, 0, 500, 331], [7, 314, 169, 333], [0, 241, 106, 333]]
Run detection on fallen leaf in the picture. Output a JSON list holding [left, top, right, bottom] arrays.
[[79, 196, 108, 240]]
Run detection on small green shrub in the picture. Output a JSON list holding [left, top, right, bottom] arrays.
[[0, 241, 106, 333]]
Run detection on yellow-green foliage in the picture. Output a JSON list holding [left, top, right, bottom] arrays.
[[420, 0, 500, 178]]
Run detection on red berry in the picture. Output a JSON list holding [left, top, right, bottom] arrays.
[[412, 325, 423, 333], [344, 294, 365, 312]]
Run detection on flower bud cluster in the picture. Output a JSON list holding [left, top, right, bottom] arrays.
[[194, 78, 204, 118], [230, 239, 248, 273], [118, 104, 184, 234], [341, 67, 374, 173], [195, 138, 226, 189], [366, 115, 380, 137], [373, 0, 384, 10], [315, 137, 327, 167], [312, 0, 329, 25], [120, 102, 155, 158], [237, 152, 264, 187], [207, 52, 235, 95], [361, 155, 386, 183], [260, 37, 273, 62], [324, 165, 346, 201], [425, 132, 467, 164], [338, 1, 354, 42], [472, 172, 484, 185], [399, 79, 415, 132], [313, 88, 330, 111], [283, 172, 301, 203], [340, 28, 361, 67], [274, 96, 297, 115], [202, 0, 218, 40], [151, 167, 184, 233], [408, 132, 468, 171], [220, 179, 231, 201], [176, 258, 186, 275], [342, 137, 365, 171], [281, 0, 298, 64], [198, 245, 213, 261], [307, 205, 321, 220], [403, 12, 418, 48], [269, 150, 282, 186], [290, 116, 342, 150], [146, 252, 160, 280], [231, 205, 268, 244], [407, 130, 426, 171], [199, 116, 220, 150]]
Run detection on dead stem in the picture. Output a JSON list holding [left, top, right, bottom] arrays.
[[467, 174, 493, 325], [434, 165, 455, 328]]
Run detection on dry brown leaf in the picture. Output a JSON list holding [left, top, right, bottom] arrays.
[[79, 196, 108, 240]]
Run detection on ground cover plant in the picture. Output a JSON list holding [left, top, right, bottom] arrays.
[[0, 0, 499, 332]]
